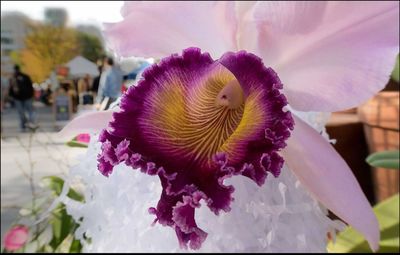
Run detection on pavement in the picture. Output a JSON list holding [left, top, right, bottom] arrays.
[[1, 101, 87, 248]]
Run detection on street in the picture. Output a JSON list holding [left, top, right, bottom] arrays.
[[1, 101, 87, 247]]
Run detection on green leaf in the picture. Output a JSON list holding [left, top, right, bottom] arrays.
[[42, 244, 54, 252], [366, 150, 400, 170], [60, 208, 73, 245], [23, 240, 41, 253], [66, 140, 88, 148], [39, 176, 84, 251], [327, 193, 400, 253], [49, 204, 63, 249], [392, 54, 399, 82], [35, 226, 53, 249], [54, 234, 74, 253], [368, 159, 399, 169], [367, 150, 400, 163], [67, 188, 85, 202], [49, 204, 80, 251], [66, 134, 90, 148], [40, 176, 84, 202], [41, 176, 64, 196], [69, 239, 82, 253]]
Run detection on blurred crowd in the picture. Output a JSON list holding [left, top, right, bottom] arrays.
[[1, 55, 142, 132]]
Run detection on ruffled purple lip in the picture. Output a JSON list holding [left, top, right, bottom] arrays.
[[97, 47, 294, 249]]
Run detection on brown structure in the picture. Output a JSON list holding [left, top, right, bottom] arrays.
[[358, 91, 399, 202], [326, 113, 376, 204]]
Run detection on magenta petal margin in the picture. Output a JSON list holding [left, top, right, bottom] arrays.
[[97, 47, 294, 249]]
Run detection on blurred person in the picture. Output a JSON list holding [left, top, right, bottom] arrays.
[[52, 82, 74, 123], [8, 65, 38, 132], [63, 79, 79, 113], [96, 57, 123, 110], [78, 74, 94, 105], [67, 80, 78, 113], [78, 74, 91, 94], [1, 76, 10, 113], [40, 83, 53, 106], [60, 80, 78, 111], [121, 75, 129, 94], [91, 65, 103, 99]]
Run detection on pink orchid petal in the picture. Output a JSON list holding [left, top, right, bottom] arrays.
[[104, 1, 237, 59], [235, 1, 258, 51], [254, 1, 399, 111], [58, 111, 114, 139], [282, 115, 379, 251]]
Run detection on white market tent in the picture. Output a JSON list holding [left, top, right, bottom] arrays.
[[65, 56, 99, 77]]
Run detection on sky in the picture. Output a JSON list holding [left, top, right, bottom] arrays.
[[1, 1, 124, 27]]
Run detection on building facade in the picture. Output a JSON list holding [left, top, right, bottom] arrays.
[[1, 12, 32, 77], [44, 8, 67, 27]]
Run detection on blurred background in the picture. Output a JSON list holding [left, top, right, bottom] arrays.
[[0, 1, 155, 248], [0, 1, 399, 253]]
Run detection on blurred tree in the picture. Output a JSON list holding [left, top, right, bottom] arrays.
[[20, 24, 80, 83], [21, 50, 52, 83], [76, 32, 105, 63], [9, 51, 23, 68]]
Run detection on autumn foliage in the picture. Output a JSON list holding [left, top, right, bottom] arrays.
[[13, 24, 104, 83]]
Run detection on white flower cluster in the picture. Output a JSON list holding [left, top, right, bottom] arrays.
[[60, 112, 344, 252]]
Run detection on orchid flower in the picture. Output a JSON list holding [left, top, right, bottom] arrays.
[[4, 225, 29, 251], [60, 1, 399, 251]]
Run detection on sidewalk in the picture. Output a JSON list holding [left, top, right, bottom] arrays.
[[1, 101, 87, 246]]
